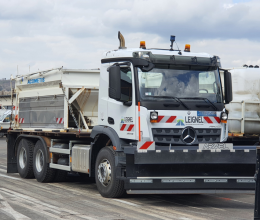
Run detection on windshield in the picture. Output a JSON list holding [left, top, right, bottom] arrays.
[[0, 114, 7, 121], [138, 65, 223, 103]]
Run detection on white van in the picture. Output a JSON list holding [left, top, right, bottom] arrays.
[[0, 110, 14, 136]]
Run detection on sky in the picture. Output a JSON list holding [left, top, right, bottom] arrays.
[[0, 0, 259, 78]]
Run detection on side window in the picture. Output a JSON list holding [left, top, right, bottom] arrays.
[[4, 115, 10, 122], [120, 67, 132, 102], [199, 71, 216, 93]]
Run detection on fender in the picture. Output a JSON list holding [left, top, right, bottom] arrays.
[[91, 125, 122, 151]]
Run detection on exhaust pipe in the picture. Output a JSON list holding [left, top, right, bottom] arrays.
[[118, 31, 126, 49]]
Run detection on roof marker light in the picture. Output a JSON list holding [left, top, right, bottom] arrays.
[[140, 41, 146, 49], [184, 44, 190, 52]]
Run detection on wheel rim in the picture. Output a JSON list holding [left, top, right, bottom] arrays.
[[97, 159, 111, 187], [35, 149, 44, 173], [19, 147, 27, 169]]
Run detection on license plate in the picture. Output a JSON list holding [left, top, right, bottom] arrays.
[[199, 143, 233, 150]]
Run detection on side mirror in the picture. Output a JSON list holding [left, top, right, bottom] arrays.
[[224, 71, 233, 104], [109, 66, 121, 101]]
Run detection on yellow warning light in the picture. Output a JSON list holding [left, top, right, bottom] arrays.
[[140, 41, 146, 49], [70, 156, 72, 163], [50, 152, 53, 159], [113, 146, 117, 151], [184, 44, 190, 52]]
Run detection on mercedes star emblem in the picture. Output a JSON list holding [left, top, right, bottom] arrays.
[[182, 127, 196, 144]]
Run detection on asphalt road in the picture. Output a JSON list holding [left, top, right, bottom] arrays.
[[0, 137, 255, 220]]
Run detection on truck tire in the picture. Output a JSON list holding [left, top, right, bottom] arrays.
[[17, 139, 35, 179], [33, 140, 56, 183], [95, 146, 125, 198]]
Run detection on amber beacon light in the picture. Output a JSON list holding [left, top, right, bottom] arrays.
[[140, 41, 146, 49], [184, 44, 190, 52]]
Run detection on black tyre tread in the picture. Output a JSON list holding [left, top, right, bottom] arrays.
[[107, 146, 125, 198], [96, 146, 125, 198], [17, 139, 35, 179], [41, 165, 56, 183], [54, 170, 67, 182], [26, 140, 35, 178]]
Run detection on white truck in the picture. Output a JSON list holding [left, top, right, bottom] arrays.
[[7, 33, 255, 198]]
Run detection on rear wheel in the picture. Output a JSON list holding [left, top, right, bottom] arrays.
[[33, 140, 56, 183], [95, 146, 125, 198], [17, 139, 35, 178]]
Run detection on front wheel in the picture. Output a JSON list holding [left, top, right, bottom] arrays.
[[95, 146, 125, 198]]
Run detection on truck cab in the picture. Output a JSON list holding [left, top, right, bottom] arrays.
[[98, 36, 232, 151]]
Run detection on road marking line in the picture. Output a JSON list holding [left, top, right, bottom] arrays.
[[208, 195, 254, 205], [0, 168, 7, 172], [0, 188, 98, 220], [0, 192, 31, 220], [0, 174, 21, 180], [113, 199, 140, 207]]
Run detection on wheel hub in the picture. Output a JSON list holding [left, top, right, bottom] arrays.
[[19, 147, 27, 169], [97, 159, 111, 187], [35, 149, 44, 173]]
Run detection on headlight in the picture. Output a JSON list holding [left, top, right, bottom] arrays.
[[150, 111, 158, 123], [221, 112, 228, 120]]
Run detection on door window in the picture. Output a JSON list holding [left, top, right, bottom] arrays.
[[120, 67, 132, 102]]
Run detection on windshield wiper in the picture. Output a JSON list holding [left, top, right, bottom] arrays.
[[178, 97, 217, 111], [148, 96, 189, 110]]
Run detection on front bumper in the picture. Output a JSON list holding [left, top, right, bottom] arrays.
[[123, 147, 256, 192]]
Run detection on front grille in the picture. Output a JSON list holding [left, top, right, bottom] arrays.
[[152, 128, 221, 146]]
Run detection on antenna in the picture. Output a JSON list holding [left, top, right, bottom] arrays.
[[175, 41, 182, 55], [170, 36, 182, 55]]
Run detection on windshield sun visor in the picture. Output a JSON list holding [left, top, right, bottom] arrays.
[[133, 51, 219, 67]]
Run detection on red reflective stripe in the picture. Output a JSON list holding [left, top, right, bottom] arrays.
[[127, 124, 134, 131], [59, 118, 63, 124], [204, 116, 213, 123], [120, 124, 126, 131], [139, 141, 153, 150], [214, 117, 220, 123], [157, 116, 164, 122], [166, 116, 176, 123]]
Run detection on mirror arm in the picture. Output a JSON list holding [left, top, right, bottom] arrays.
[[139, 62, 155, 72], [107, 62, 131, 71], [123, 101, 132, 106]]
